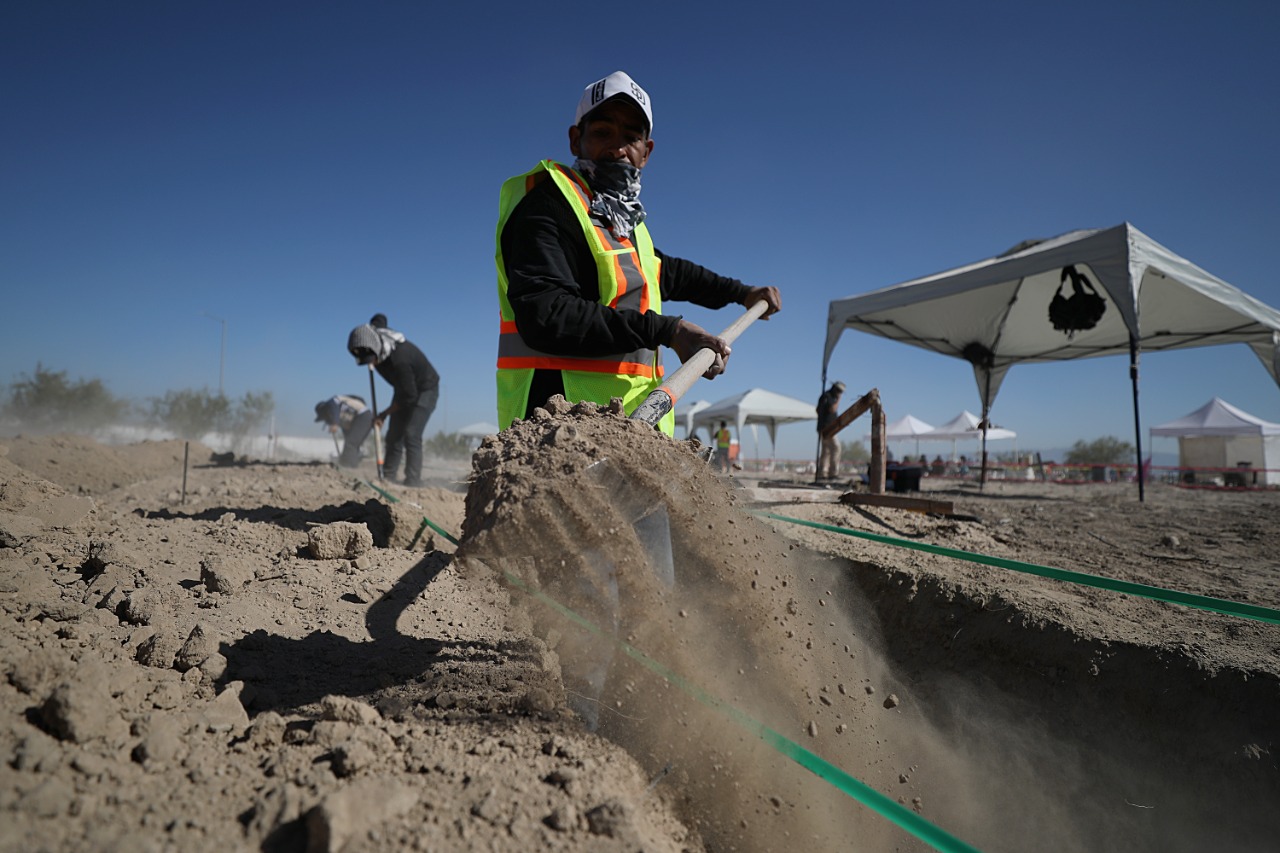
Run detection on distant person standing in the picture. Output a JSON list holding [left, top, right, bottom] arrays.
[[314, 394, 373, 468], [714, 420, 732, 474], [816, 381, 845, 481], [347, 317, 440, 488]]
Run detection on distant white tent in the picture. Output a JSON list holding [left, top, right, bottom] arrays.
[[457, 421, 500, 438], [692, 388, 817, 459], [457, 422, 499, 449], [873, 414, 937, 456], [924, 411, 1017, 442], [1151, 397, 1280, 486], [823, 222, 1280, 498], [886, 414, 936, 437], [673, 399, 711, 441], [921, 411, 1017, 460]]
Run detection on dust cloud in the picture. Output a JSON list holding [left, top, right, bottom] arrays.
[[458, 396, 1127, 852]]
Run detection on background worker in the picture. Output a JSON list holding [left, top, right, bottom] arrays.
[[495, 70, 781, 434], [714, 420, 732, 474], [313, 393, 373, 468], [347, 320, 440, 488], [816, 381, 845, 481]]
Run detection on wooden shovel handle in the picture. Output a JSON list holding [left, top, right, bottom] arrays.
[[630, 300, 769, 427]]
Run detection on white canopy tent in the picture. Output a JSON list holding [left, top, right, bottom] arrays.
[[673, 399, 711, 441], [692, 388, 816, 460], [457, 421, 500, 438], [457, 421, 500, 449], [823, 223, 1280, 499], [921, 411, 1017, 460], [1151, 397, 1280, 486], [871, 414, 937, 457]]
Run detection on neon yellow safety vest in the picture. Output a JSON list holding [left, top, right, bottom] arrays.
[[495, 160, 674, 435], [716, 428, 731, 449]]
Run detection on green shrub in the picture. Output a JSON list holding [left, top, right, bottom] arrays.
[[2, 364, 127, 433], [1065, 436, 1134, 465], [424, 431, 473, 460], [147, 388, 274, 444]]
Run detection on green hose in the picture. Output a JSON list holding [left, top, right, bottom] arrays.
[[757, 511, 1280, 626]]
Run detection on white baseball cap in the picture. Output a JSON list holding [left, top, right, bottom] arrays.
[[574, 71, 653, 133]]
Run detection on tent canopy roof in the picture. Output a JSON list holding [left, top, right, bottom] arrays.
[[823, 223, 1280, 413], [884, 414, 936, 437], [1151, 397, 1280, 437], [922, 411, 1017, 441], [457, 421, 500, 437], [692, 388, 816, 453], [673, 399, 711, 437]]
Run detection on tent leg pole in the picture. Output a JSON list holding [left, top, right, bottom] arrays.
[[1130, 337, 1145, 503]]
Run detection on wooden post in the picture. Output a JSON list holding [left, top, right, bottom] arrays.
[[869, 402, 886, 494], [820, 388, 879, 439]]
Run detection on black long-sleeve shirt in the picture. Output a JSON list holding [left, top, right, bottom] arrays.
[[500, 174, 753, 357], [375, 340, 438, 410]]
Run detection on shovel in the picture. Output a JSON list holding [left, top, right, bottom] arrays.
[[630, 299, 769, 427]]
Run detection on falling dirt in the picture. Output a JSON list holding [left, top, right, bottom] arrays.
[[1, 406, 1278, 852]]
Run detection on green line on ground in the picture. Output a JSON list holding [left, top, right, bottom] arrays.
[[757, 511, 1280, 626]]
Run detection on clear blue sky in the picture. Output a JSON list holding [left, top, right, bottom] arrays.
[[4, 1, 1278, 460]]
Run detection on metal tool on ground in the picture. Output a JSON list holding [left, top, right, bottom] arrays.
[[630, 300, 769, 427], [367, 364, 384, 480]]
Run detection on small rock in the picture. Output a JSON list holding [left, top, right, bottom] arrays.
[[174, 623, 220, 672], [197, 682, 250, 736], [883, 693, 900, 709], [135, 630, 181, 669], [40, 672, 116, 744], [132, 713, 186, 767], [308, 522, 374, 560], [201, 555, 251, 594], [119, 588, 162, 625], [545, 804, 579, 832], [320, 695, 381, 725], [585, 800, 629, 838], [198, 652, 228, 681], [305, 778, 418, 853]]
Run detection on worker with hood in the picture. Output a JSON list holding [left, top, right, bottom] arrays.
[[347, 317, 439, 488]]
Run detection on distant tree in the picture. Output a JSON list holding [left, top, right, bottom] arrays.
[[2, 364, 127, 433], [424, 431, 473, 460], [840, 440, 870, 464], [227, 391, 275, 437], [1065, 436, 1134, 465], [147, 389, 231, 439], [147, 388, 275, 445]]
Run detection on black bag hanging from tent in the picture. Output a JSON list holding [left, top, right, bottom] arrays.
[[1048, 265, 1107, 338]]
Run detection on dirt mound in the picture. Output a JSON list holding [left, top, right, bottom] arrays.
[[0, 433, 697, 853], [1, 434, 208, 496], [459, 398, 925, 851]]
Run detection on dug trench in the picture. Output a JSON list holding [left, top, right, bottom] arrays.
[[818, 553, 1280, 852], [461, 399, 1280, 853]]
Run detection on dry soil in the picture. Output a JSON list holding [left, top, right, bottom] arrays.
[[1, 407, 1277, 853]]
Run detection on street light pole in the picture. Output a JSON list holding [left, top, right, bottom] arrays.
[[202, 312, 226, 396]]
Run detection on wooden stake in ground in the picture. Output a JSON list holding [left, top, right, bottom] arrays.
[[368, 364, 384, 480]]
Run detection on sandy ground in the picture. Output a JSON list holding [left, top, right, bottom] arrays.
[[0, 410, 1277, 852]]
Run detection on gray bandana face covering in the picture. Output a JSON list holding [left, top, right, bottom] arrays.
[[574, 157, 646, 239]]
